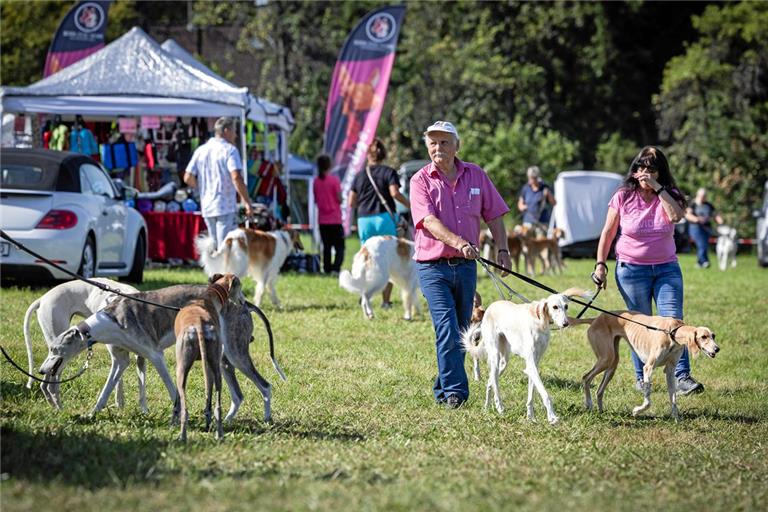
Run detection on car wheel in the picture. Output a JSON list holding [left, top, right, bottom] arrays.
[[122, 232, 145, 284], [78, 236, 96, 278]]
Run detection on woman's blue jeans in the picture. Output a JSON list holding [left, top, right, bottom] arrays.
[[615, 260, 691, 379], [417, 259, 476, 402], [689, 224, 711, 266]]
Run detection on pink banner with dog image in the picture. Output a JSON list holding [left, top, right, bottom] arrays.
[[323, 5, 406, 234], [43, 1, 112, 78]]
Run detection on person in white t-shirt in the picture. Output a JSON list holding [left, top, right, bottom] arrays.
[[184, 117, 254, 248]]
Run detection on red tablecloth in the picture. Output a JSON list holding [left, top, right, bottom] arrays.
[[141, 212, 206, 261]]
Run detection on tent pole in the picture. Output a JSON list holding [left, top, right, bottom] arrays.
[[240, 109, 248, 201]]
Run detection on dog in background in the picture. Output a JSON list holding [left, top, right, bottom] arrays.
[[569, 311, 720, 420], [196, 227, 304, 308], [478, 228, 523, 273], [339, 236, 420, 320], [23, 278, 145, 410], [461, 288, 589, 424], [716, 225, 738, 271], [174, 274, 240, 441], [515, 225, 566, 276]]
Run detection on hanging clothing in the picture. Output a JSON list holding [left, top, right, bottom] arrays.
[[70, 128, 99, 155], [50, 125, 69, 151]]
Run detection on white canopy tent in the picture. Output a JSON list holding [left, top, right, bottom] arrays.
[[0, 27, 250, 162], [1, 27, 249, 117], [160, 39, 295, 136]]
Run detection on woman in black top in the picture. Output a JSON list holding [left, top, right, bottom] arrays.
[[348, 138, 409, 306]]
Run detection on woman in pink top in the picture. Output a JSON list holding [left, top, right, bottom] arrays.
[[313, 154, 344, 274], [593, 146, 704, 396]]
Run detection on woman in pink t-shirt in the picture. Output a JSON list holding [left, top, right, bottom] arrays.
[[313, 154, 344, 274], [593, 146, 704, 396]]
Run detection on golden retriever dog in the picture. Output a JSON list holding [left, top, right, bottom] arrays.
[[195, 227, 304, 308], [570, 311, 720, 420], [462, 288, 589, 424], [339, 235, 420, 320]]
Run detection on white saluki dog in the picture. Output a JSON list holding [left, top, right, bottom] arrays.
[[339, 235, 420, 320], [461, 288, 588, 424], [716, 225, 738, 271], [195, 227, 303, 308], [23, 278, 145, 410]]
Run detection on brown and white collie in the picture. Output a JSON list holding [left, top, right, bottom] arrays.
[[339, 235, 420, 320], [195, 228, 303, 309]]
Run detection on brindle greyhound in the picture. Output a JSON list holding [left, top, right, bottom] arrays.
[[39, 279, 286, 423], [174, 274, 237, 441]]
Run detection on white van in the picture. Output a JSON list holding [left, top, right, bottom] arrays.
[[755, 180, 768, 267], [549, 170, 624, 258]]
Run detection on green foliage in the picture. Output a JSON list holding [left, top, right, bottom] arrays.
[[1, 256, 767, 511], [595, 132, 638, 174], [0, 1, 73, 85], [655, 2, 768, 236], [461, 116, 580, 213]]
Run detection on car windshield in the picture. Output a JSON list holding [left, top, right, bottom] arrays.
[[1, 164, 46, 189]]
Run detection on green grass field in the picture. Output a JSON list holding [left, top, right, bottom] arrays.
[[1, 248, 766, 512]]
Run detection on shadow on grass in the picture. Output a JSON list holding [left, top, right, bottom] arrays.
[[281, 303, 352, 313], [228, 417, 366, 442], [1, 425, 168, 489], [0, 379, 35, 401], [543, 375, 583, 391]]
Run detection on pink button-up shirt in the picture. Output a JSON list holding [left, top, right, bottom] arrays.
[[410, 158, 510, 261]]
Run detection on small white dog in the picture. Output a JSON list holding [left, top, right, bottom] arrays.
[[23, 278, 145, 410], [461, 288, 588, 424], [339, 236, 420, 320], [716, 225, 738, 271], [195, 227, 303, 308]]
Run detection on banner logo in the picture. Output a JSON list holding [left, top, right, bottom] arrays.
[[74, 2, 106, 33], [366, 13, 396, 43]]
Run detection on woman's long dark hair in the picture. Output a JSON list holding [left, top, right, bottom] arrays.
[[621, 146, 686, 207]]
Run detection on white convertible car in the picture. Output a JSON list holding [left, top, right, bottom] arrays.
[[1, 148, 147, 283]]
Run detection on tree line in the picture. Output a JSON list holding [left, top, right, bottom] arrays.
[[2, 1, 766, 234]]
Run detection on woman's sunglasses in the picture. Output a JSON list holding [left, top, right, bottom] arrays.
[[632, 162, 658, 174]]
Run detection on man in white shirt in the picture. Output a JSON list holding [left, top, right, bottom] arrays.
[[184, 117, 254, 248]]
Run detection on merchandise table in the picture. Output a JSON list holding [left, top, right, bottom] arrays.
[[141, 212, 206, 261]]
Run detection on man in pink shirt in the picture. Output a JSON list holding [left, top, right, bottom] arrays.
[[313, 154, 344, 274], [410, 121, 511, 408]]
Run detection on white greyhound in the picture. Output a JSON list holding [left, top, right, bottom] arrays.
[[23, 278, 145, 410]]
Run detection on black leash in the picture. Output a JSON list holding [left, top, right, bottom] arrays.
[[576, 272, 605, 319], [477, 257, 530, 303], [0, 344, 94, 385], [0, 230, 180, 312], [477, 256, 676, 337]]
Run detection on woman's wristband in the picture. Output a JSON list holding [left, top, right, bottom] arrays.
[[594, 261, 608, 270], [497, 249, 509, 254], [655, 185, 666, 194]]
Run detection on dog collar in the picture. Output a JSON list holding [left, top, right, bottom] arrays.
[[75, 321, 97, 348], [668, 325, 682, 343], [208, 282, 228, 305]]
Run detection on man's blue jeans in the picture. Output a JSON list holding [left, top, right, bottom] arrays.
[[204, 212, 237, 249], [615, 260, 691, 379], [417, 259, 476, 402], [689, 224, 711, 266]]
